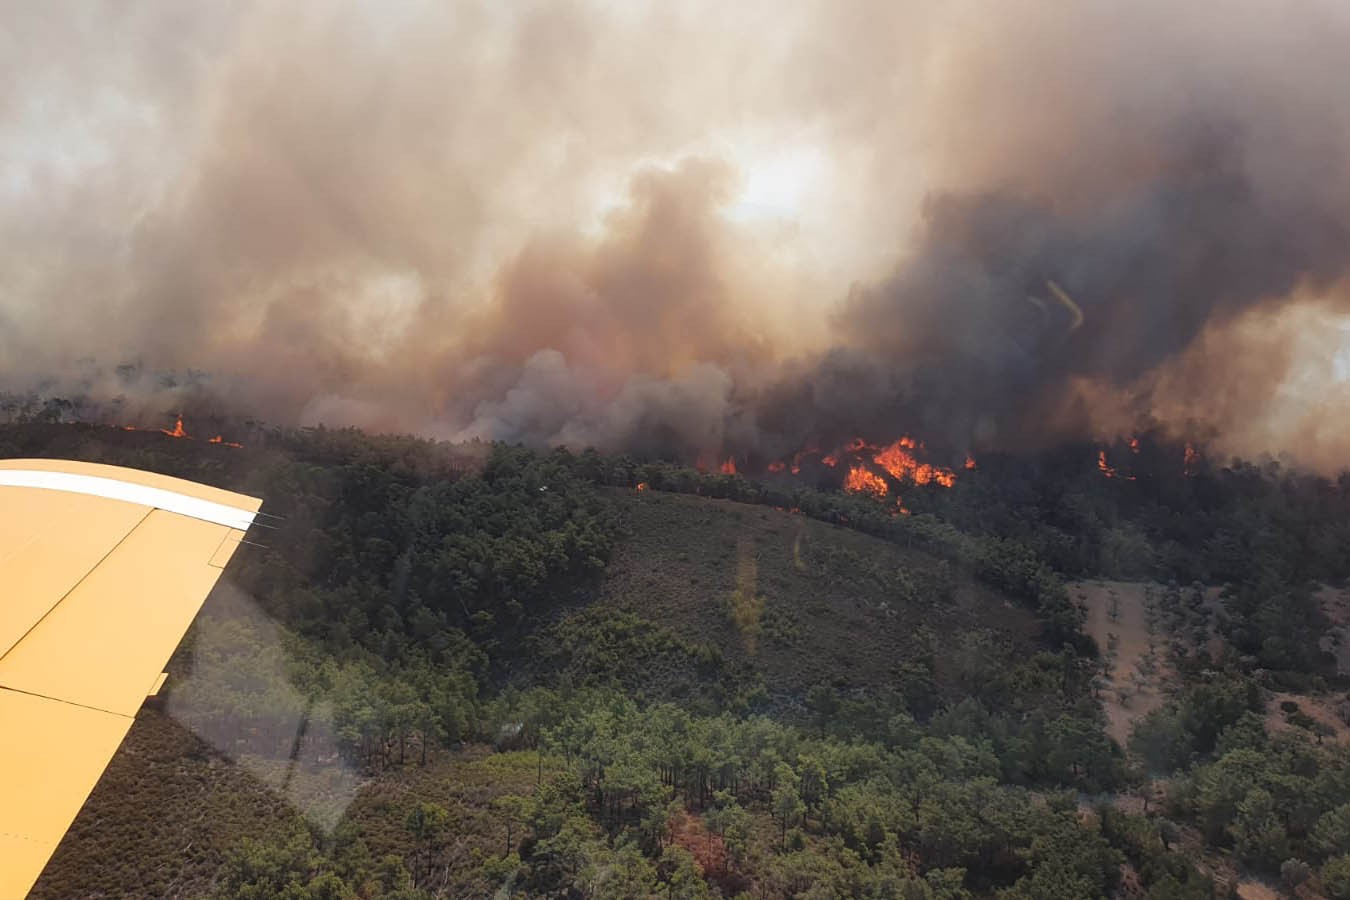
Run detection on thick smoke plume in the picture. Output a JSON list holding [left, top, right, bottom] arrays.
[[4, 1, 1350, 468]]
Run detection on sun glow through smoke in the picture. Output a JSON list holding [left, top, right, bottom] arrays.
[[726, 145, 826, 222]]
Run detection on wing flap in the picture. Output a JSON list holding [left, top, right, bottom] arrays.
[[0, 509, 234, 717]]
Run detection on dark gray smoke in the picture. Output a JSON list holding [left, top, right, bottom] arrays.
[[4, 1, 1350, 467], [775, 122, 1350, 455]]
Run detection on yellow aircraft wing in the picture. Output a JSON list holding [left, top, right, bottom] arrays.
[[0, 459, 261, 899]]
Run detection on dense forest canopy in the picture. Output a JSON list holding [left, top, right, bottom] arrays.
[[5, 419, 1347, 899]]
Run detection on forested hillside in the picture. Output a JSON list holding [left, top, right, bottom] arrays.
[[4, 421, 1347, 898]]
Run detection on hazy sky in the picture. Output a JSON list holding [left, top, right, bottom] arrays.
[[4, 1, 1350, 468]]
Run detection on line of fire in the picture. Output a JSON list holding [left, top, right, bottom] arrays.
[[53, 412, 1205, 504]]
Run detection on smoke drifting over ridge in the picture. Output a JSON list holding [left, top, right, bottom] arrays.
[[4, 1, 1350, 468]]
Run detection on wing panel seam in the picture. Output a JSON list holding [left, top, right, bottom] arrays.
[[0, 507, 152, 665], [0, 685, 136, 720]]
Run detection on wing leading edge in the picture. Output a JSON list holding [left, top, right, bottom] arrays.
[[0, 459, 261, 899]]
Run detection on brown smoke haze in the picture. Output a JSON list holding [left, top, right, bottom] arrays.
[[4, 0, 1350, 469]]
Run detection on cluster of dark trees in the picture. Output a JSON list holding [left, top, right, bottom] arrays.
[[239, 437, 617, 656], [1167, 699, 1350, 893], [223, 439, 622, 771], [495, 693, 1132, 898]]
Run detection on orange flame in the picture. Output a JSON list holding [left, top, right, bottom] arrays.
[[1097, 450, 1117, 478], [872, 437, 956, 488], [113, 415, 241, 448], [1129, 437, 1140, 454], [843, 465, 888, 498], [161, 414, 188, 439], [720, 457, 737, 475], [635, 481, 648, 492], [964, 455, 977, 470], [769, 435, 962, 489]]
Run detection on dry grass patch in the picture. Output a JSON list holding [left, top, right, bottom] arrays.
[[30, 707, 308, 899], [595, 488, 1040, 704]]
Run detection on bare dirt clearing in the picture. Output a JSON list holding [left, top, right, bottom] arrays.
[[1266, 690, 1350, 746], [1233, 880, 1280, 900], [1074, 580, 1170, 746]]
